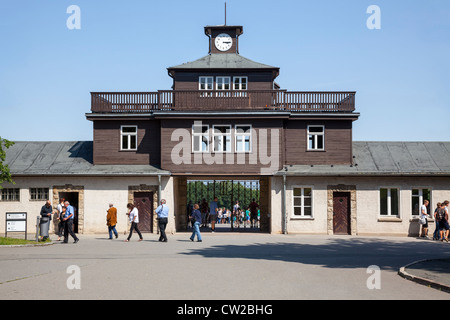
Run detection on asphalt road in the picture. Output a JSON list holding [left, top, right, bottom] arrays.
[[1, 231, 449, 300]]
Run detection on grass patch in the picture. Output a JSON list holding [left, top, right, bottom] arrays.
[[0, 237, 51, 246]]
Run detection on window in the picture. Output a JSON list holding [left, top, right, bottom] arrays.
[[30, 188, 49, 201], [1, 188, 20, 201], [213, 125, 232, 153], [121, 126, 137, 151], [293, 187, 312, 218], [380, 188, 399, 216], [412, 188, 431, 216], [216, 77, 231, 91], [192, 124, 209, 153], [233, 76, 248, 90], [199, 77, 213, 90], [307, 125, 324, 151], [235, 125, 252, 153]]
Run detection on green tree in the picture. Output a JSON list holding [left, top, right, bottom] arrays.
[[0, 137, 15, 189]]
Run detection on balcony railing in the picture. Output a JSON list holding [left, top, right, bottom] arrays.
[[90, 90, 356, 113]]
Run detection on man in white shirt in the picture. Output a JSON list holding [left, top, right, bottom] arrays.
[[125, 203, 143, 242], [420, 200, 429, 238]]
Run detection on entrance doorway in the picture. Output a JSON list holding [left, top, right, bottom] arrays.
[[134, 192, 154, 233], [186, 180, 261, 232], [333, 192, 351, 235], [59, 192, 79, 233]]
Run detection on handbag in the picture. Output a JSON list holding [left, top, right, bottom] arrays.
[[418, 215, 426, 225]]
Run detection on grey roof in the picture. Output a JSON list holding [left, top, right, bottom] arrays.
[[168, 53, 279, 70], [5, 141, 450, 177], [277, 141, 450, 177], [5, 141, 170, 176]]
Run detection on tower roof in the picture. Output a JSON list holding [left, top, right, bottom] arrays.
[[168, 53, 279, 78]]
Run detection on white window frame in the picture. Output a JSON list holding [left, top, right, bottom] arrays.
[[307, 125, 325, 151], [411, 188, 432, 217], [199, 76, 213, 91], [212, 125, 232, 153], [30, 188, 49, 201], [120, 125, 138, 151], [379, 188, 400, 217], [235, 125, 252, 153], [233, 76, 248, 90], [216, 76, 231, 91], [192, 124, 210, 153], [292, 186, 313, 219]]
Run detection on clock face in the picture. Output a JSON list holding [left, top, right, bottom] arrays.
[[215, 33, 233, 52]]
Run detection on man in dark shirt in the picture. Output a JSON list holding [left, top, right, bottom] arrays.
[[190, 204, 202, 242], [40, 200, 53, 240], [248, 199, 259, 229]]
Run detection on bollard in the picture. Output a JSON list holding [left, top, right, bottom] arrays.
[[36, 216, 40, 242]]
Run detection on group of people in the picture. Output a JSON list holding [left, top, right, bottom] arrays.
[[113, 199, 169, 242], [39, 198, 79, 243], [39, 198, 170, 243], [186, 198, 261, 232], [419, 200, 449, 242], [40, 197, 450, 244]]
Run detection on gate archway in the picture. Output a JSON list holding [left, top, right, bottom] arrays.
[[175, 177, 270, 233]]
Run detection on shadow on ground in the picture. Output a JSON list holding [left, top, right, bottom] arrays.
[[180, 237, 450, 272]]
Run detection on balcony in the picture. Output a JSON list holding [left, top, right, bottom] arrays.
[[90, 90, 356, 113]]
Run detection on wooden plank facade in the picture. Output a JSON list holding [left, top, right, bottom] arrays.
[[87, 23, 359, 174]]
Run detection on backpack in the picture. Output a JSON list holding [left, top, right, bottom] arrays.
[[436, 207, 445, 222]]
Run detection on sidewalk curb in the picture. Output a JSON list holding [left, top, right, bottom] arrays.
[[0, 242, 54, 248], [398, 259, 450, 294]]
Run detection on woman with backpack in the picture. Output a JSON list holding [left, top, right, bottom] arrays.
[[438, 201, 449, 242], [433, 202, 442, 240]]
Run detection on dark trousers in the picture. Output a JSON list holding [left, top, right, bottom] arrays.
[[127, 222, 143, 240], [64, 219, 78, 243], [158, 217, 168, 241], [57, 221, 65, 237]]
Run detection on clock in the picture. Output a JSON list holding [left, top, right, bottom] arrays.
[[215, 33, 233, 52]]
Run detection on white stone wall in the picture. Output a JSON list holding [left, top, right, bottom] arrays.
[[3, 174, 449, 238], [0, 176, 175, 237], [271, 176, 450, 236]]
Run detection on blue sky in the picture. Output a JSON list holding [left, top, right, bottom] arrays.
[[0, 0, 449, 142]]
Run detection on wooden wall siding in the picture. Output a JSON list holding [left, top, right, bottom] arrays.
[[284, 120, 353, 165], [173, 71, 274, 91], [93, 120, 161, 166], [91, 91, 356, 113], [161, 119, 283, 175]]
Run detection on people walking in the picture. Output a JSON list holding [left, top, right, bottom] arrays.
[[125, 203, 143, 242], [63, 201, 79, 244], [248, 199, 259, 229], [419, 200, 429, 238], [439, 200, 449, 242], [186, 200, 193, 229], [56, 198, 65, 241], [200, 198, 209, 228], [106, 203, 119, 239], [217, 207, 223, 224], [156, 199, 169, 242], [58, 206, 67, 241], [190, 203, 202, 242], [209, 197, 218, 232], [232, 201, 240, 229], [433, 202, 442, 240]]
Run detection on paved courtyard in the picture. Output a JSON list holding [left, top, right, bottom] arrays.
[[0, 231, 449, 300]]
